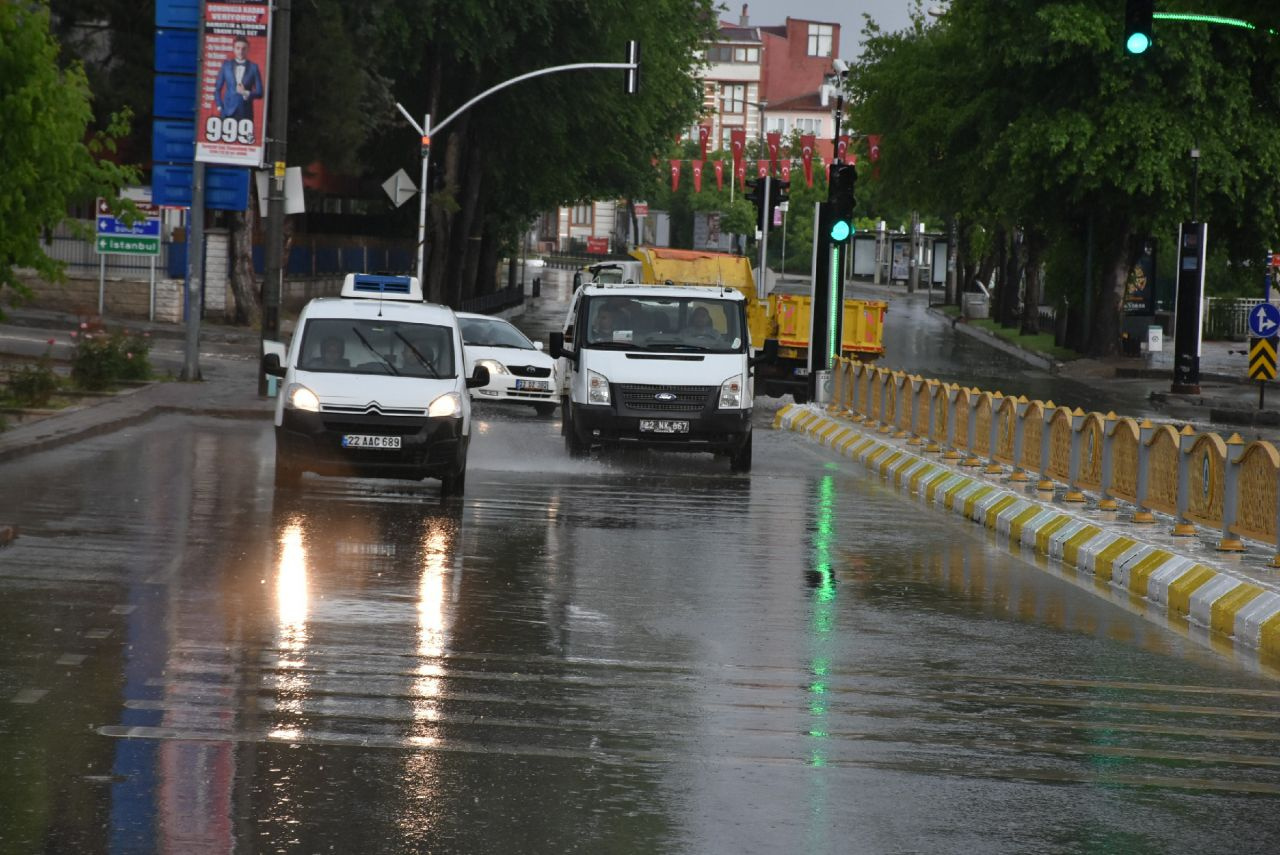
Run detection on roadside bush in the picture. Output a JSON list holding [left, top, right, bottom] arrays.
[[5, 341, 60, 407], [69, 322, 152, 390]]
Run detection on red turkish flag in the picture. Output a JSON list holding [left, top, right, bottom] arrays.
[[837, 135, 850, 164], [766, 131, 781, 171], [669, 159, 681, 192], [714, 159, 724, 191], [780, 160, 791, 183], [692, 159, 704, 193], [735, 159, 746, 190], [756, 159, 768, 179], [868, 135, 882, 162], [730, 128, 746, 170], [698, 124, 710, 160], [800, 134, 816, 187]]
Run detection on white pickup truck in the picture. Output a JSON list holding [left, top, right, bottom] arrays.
[[549, 283, 753, 472]]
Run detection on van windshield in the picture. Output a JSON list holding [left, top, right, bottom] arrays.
[[585, 295, 744, 353], [299, 318, 455, 378]]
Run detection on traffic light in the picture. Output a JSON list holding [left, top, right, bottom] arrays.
[[769, 179, 789, 220], [827, 163, 857, 242], [745, 178, 766, 229], [1124, 0, 1153, 54]]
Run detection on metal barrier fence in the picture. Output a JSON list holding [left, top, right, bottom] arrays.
[[1205, 297, 1268, 341], [830, 359, 1280, 563], [40, 232, 413, 281]]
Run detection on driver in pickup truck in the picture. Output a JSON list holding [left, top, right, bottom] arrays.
[[687, 306, 714, 334], [591, 306, 618, 340]]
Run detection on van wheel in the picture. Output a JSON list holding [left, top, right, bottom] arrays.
[[535, 402, 557, 417], [441, 459, 467, 498], [274, 456, 301, 489], [729, 434, 752, 473], [564, 409, 589, 458]]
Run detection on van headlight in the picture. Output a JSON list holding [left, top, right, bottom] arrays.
[[428, 392, 462, 418], [587, 370, 611, 405], [476, 358, 508, 376], [718, 374, 744, 409], [285, 383, 320, 412]]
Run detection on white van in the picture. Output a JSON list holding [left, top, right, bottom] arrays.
[[549, 283, 753, 471], [261, 274, 489, 495]]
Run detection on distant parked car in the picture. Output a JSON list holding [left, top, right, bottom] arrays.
[[524, 257, 546, 268], [457, 312, 557, 416]]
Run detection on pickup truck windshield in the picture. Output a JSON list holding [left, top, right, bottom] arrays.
[[585, 295, 744, 353], [299, 318, 455, 378]]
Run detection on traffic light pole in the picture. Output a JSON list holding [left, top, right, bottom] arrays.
[[395, 49, 640, 290]]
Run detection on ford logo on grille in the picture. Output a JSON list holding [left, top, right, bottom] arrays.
[[655, 392, 677, 401]]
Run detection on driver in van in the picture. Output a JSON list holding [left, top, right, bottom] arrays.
[[318, 336, 350, 369]]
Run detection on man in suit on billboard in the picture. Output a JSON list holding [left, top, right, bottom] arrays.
[[214, 35, 263, 123]]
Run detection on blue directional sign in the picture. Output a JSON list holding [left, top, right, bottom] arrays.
[[1248, 302, 1280, 338]]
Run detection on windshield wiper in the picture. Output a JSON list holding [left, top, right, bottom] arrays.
[[393, 331, 440, 378], [351, 326, 400, 375]]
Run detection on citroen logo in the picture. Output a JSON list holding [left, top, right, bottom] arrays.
[[655, 392, 677, 401]]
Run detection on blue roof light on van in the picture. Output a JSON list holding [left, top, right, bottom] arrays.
[[340, 273, 423, 302]]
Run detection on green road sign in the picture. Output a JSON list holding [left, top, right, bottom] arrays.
[[96, 235, 160, 256]]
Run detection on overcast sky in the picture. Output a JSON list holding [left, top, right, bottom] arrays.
[[722, 0, 921, 59]]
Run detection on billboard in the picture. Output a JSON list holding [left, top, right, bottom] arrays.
[[195, 1, 271, 167]]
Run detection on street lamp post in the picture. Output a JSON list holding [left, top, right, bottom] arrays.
[[396, 49, 640, 295]]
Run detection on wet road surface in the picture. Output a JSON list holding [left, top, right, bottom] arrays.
[[3, 397, 1280, 852]]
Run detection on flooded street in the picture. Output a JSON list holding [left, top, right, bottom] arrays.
[[2, 271, 1279, 852]]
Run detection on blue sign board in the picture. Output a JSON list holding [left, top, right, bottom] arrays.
[[97, 215, 161, 238], [1248, 302, 1280, 338]]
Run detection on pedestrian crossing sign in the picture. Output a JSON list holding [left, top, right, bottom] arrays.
[[1249, 336, 1277, 381]]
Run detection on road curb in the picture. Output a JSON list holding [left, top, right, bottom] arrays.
[[925, 307, 1063, 374], [774, 403, 1280, 672], [0, 403, 271, 464]]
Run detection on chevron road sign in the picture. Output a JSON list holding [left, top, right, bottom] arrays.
[[1249, 336, 1277, 381]]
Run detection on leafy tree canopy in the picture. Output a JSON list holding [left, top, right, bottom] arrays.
[[1, 2, 136, 309]]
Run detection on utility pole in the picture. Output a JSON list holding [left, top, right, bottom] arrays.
[[259, 0, 291, 394], [181, 0, 209, 383]]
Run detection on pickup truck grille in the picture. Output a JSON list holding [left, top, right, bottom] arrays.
[[617, 384, 712, 413]]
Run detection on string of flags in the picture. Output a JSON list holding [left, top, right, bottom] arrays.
[[666, 126, 882, 192]]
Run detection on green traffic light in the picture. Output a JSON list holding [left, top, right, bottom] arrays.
[[1126, 31, 1151, 53], [829, 221, 851, 241]]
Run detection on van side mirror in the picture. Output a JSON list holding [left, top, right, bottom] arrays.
[[261, 352, 286, 378], [549, 331, 566, 360], [466, 365, 490, 389]]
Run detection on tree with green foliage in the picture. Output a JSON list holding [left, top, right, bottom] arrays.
[[848, 0, 1280, 356], [363, 0, 718, 304], [0, 2, 136, 314]]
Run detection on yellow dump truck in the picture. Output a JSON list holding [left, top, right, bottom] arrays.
[[605, 246, 886, 401]]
